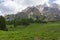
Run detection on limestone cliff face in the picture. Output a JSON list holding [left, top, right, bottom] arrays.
[[5, 3, 60, 21]]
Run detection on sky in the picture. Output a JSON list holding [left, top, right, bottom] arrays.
[[0, 0, 60, 15]]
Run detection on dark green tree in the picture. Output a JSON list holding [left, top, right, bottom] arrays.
[[0, 16, 8, 31]]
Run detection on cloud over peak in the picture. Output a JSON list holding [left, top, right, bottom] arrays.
[[0, 0, 60, 15]]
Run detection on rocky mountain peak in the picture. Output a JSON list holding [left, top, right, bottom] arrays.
[[5, 3, 60, 21]]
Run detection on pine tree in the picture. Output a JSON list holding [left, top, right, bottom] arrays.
[[0, 16, 8, 31]]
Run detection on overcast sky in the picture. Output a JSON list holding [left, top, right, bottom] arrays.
[[0, 0, 60, 15]]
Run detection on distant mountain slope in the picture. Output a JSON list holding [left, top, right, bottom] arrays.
[[16, 7, 41, 19], [5, 3, 60, 21]]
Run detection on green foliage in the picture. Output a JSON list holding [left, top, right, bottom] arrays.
[[6, 20, 14, 25], [28, 18, 35, 23], [0, 16, 8, 31], [20, 19, 29, 25], [6, 15, 47, 27], [6, 17, 47, 27], [13, 18, 35, 26]]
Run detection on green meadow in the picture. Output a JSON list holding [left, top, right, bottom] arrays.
[[0, 22, 60, 40]]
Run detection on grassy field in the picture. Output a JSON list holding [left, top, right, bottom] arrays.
[[0, 22, 60, 40]]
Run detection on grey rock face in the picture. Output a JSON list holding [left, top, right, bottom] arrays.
[[5, 3, 60, 21]]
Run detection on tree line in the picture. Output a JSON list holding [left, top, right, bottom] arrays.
[[0, 15, 47, 31]]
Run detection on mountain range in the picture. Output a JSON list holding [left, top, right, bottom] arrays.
[[5, 3, 60, 21]]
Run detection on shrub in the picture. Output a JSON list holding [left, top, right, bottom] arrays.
[[19, 19, 30, 26]]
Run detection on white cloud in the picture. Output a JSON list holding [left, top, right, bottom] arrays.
[[15, 0, 49, 6], [0, 0, 27, 15], [54, 0, 60, 5], [0, 11, 3, 15], [0, 0, 50, 15]]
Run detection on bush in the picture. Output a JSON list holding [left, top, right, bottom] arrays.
[[13, 18, 31, 27], [6, 20, 14, 25], [0, 16, 8, 31], [19, 19, 30, 26], [28, 18, 35, 23], [35, 19, 47, 23]]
